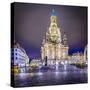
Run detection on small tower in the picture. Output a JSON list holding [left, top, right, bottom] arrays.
[[42, 38, 46, 45], [63, 32, 68, 46]]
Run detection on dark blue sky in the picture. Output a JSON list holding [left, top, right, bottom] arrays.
[[14, 2, 87, 59]]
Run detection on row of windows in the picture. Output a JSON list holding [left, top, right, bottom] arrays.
[[12, 54, 29, 59], [12, 53, 17, 55], [11, 51, 27, 58], [11, 48, 17, 51], [11, 50, 28, 56], [12, 56, 29, 60], [11, 48, 26, 54], [11, 57, 18, 60], [11, 58, 29, 64]]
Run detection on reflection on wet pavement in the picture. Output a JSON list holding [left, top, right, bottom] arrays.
[[14, 65, 87, 87]]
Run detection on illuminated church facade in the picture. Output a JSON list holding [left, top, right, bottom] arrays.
[[41, 9, 69, 65]]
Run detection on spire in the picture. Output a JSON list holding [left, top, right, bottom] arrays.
[[51, 8, 56, 16]]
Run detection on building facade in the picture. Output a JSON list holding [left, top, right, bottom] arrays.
[[71, 52, 84, 64], [41, 9, 69, 65], [11, 41, 29, 67], [30, 58, 42, 67]]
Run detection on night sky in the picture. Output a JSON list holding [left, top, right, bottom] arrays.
[[14, 2, 87, 59]]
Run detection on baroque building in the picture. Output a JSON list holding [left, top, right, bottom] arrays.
[[41, 9, 69, 65]]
